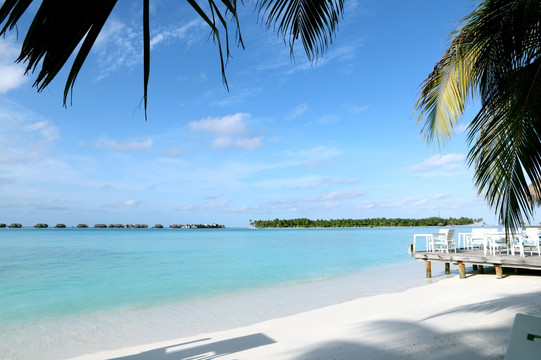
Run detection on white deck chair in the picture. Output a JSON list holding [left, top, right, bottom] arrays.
[[509, 228, 524, 256], [468, 228, 498, 250], [523, 228, 541, 257], [432, 229, 456, 253], [505, 313, 541, 359], [490, 229, 519, 255]]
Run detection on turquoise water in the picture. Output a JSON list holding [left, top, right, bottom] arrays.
[[0, 227, 467, 326]]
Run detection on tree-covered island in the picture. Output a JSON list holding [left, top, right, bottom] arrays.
[[250, 217, 482, 228]]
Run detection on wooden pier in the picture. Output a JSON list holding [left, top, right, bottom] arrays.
[[408, 244, 541, 279]]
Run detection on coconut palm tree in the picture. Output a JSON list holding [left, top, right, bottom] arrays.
[[415, 0, 541, 232], [0, 0, 343, 117]]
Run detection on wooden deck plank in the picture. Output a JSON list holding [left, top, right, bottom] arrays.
[[410, 247, 541, 271]]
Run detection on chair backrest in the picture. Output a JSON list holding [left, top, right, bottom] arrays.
[[471, 228, 497, 240], [446, 229, 455, 244], [505, 313, 541, 360], [433, 228, 447, 237], [524, 228, 540, 245]]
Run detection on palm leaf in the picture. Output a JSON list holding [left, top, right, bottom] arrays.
[[0, 0, 343, 116], [415, 0, 541, 231], [0, 0, 118, 104], [414, 35, 478, 146], [256, 0, 344, 61]]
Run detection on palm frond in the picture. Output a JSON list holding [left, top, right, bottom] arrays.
[[257, 0, 344, 61], [143, 0, 150, 120], [414, 35, 478, 146], [0, 0, 344, 116], [187, 0, 244, 90], [0, 0, 118, 105], [415, 0, 541, 231]]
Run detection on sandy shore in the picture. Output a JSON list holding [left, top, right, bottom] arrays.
[[71, 269, 541, 360]]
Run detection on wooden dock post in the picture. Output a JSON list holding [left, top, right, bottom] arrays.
[[458, 261, 466, 279], [444, 263, 450, 274], [478, 265, 484, 274], [424, 260, 432, 278], [495, 265, 503, 279]]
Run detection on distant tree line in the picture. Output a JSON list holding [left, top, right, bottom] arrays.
[[250, 217, 482, 228]]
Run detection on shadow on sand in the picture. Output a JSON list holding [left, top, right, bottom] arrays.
[[296, 323, 509, 360], [296, 290, 541, 360], [110, 333, 275, 360], [109, 286, 541, 360]]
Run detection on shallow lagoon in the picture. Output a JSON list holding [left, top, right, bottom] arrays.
[[0, 226, 469, 359]]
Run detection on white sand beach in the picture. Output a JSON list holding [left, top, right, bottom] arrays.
[[70, 267, 541, 360]]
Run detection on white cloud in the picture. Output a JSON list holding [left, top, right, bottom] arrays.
[[283, 146, 343, 166], [0, 64, 26, 93], [355, 192, 466, 214], [265, 190, 364, 215], [252, 176, 358, 191], [23, 121, 60, 141], [455, 123, 469, 134], [188, 113, 249, 136], [317, 114, 340, 124], [183, 199, 230, 211], [226, 204, 263, 214], [123, 200, 139, 207], [93, 17, 203, 81], [350, 104, 369, 114], [286, 103, 308, 120], [412, 198, 428, 206], [105, 200, 140, 208], [211, 136, 235, 149], [215, 88, 261, 107], [433, 193, 450, 200], [188, 113, 263, 151], [149, 19, 203, 48], [236, 137, 263, 151], [406, 153, 465, 174], [159, 146, 189, 158], [95, 136, 153, 151], [287, 39, 364, 74], [306, 190, 364, 202], [0, 38, 28, 93], [94, 19, 125, 49], [0, 99, 59, 164], [94, 19, 140, 80]]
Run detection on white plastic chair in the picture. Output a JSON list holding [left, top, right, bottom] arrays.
[[510, 228, 524, 256], [468, 228, 498, 251], [505, 313, 541, 359], [489, 229, 520, 255], [432, 229, 456, 253], [523, 228, 541, 257]]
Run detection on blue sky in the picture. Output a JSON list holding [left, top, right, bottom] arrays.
[[0, 0, 511, 227]]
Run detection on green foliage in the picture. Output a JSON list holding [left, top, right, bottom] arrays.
[[415, 0, 541, 231], [250, 217, 481, 228]]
